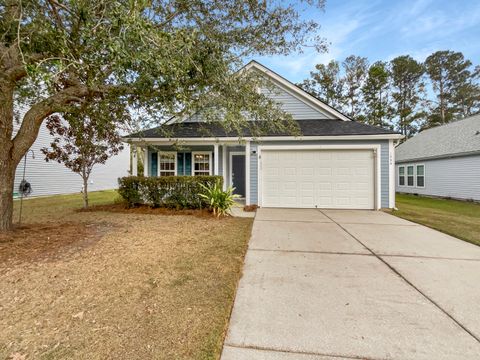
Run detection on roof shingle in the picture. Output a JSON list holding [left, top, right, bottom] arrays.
[[396, 115, 480, 162], [127, 119, 397, 139]]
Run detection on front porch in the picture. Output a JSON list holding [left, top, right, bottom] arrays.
[[131, 143, 249, 199]]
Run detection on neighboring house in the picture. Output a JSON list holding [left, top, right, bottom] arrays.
[[396, 114, 480, 201], [13, 116, 130, 198], [125, 61, 402, 210]]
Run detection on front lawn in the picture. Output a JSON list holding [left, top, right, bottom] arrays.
[[1, 191, 253, 359], [393, 193, 480, 246]]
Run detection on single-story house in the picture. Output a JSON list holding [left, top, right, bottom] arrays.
[[13, 109, 130, 198], [125, 61, 403, 210], [395, 114, 480, 201]]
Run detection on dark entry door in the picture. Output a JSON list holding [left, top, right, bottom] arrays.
[[231, 154, 246, 198]]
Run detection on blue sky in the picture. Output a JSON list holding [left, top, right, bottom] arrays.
[[249, 0, 480, 83]]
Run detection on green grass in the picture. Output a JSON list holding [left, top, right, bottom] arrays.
[[13, 190, 119, 222], [393, 193, 480, 246]]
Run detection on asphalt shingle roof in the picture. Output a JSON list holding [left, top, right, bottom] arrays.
[[396, 114, 480, 162], [128, 119, 397, 139]]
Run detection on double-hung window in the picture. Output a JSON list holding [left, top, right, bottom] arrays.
[[398, 166, 405, 186], [407, 165, 414, 186], [416, 165, 425, 187], [158, 152, 176, 176], [192, 152, 212, 176]]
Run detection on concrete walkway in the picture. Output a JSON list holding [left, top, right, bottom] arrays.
[[221, 208, 480, 360]]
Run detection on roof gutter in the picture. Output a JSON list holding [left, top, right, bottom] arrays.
[[124, 133, 404, 143], [396, 149, 480, 163]]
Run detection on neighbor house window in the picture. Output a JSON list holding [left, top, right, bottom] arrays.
[[416, 165, 425, 188], [398, 166, 405, 186], [158, 152, 176, 176], [192, 152, 211, 175], [407, 165, 414, 186]]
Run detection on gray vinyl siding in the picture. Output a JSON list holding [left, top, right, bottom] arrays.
[[181, 83, 332, 122], [381, 142, 389, 207], [259, 86, 333, 120], [13, 119, 130, 198], [249, 140, 390, 208], [396, 155, 480, 201]]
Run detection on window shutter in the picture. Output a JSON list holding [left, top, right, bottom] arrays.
[[185, 153, 192, 175], [177, 153, 184, 175], [150, 152, 158, 177]]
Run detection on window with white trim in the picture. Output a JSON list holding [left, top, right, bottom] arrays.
[[192, 152, 211, 175], [407, 165, 414, 186], [416, 165, 425, 188], [398, 166, 405, 186], [158, 152, 176, 176]]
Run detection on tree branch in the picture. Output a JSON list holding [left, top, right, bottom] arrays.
[[12, 85, 90, 164]]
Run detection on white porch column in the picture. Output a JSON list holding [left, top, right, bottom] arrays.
[[143, 146, 149, 177], [214, 143, 219, 175], [245, 141, 251, 205], [132, 145, 138, 176], [222, 144, 227, 190]]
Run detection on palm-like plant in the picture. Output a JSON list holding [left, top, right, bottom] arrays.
[[199, 182, 239, 217]]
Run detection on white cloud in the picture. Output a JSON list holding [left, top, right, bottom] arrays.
[[251, 0, 480, 82], [260, 0, 379, 80], [389, 0, 480, 40]]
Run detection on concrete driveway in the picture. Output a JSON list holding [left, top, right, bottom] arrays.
[[221, 208, 480, 360]]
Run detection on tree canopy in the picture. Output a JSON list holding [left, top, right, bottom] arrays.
[[298, 50, 480, 135]]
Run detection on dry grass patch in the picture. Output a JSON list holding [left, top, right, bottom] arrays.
[[1, 191, 253, 359], [0, 222, 105, 264]]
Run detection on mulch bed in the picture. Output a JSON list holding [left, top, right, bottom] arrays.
[[78, 203, 216, 218]]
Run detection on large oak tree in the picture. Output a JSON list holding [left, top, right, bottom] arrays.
[[0, 0, 326, 231]]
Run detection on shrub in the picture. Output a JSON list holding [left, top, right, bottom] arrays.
[[117, 176, 223, 209], [198, 182, 239, 217]]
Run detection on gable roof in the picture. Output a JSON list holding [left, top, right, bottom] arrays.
[[244, 60, 352, 121], [166, 60, 353, 125], [396, 114, 480, 162], [127, 119, 398, 140]]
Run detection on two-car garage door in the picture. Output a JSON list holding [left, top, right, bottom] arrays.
[[260, 149, 376, 209]]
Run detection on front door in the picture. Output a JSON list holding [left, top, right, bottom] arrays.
[[231, 154, 246, 198]]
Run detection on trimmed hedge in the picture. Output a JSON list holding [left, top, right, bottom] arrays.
[[117, 176, 223, 209]]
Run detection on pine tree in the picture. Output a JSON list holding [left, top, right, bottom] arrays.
[[298, 60, 344, 109], [390, 55, 426, 137], [362, 61, 392, 128], [425, 51, 477, 126], [342, 55, 369, 119]]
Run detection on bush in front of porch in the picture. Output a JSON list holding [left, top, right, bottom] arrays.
[[118, 176, 223, 209]]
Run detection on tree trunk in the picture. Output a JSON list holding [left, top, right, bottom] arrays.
[[439, 75, 445, 124], [0, 81, 16, 231], [0, 155, 16, 231], [82, 177, 89, 209]]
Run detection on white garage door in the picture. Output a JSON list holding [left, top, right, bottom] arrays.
[[260, 149, 376, 209]]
